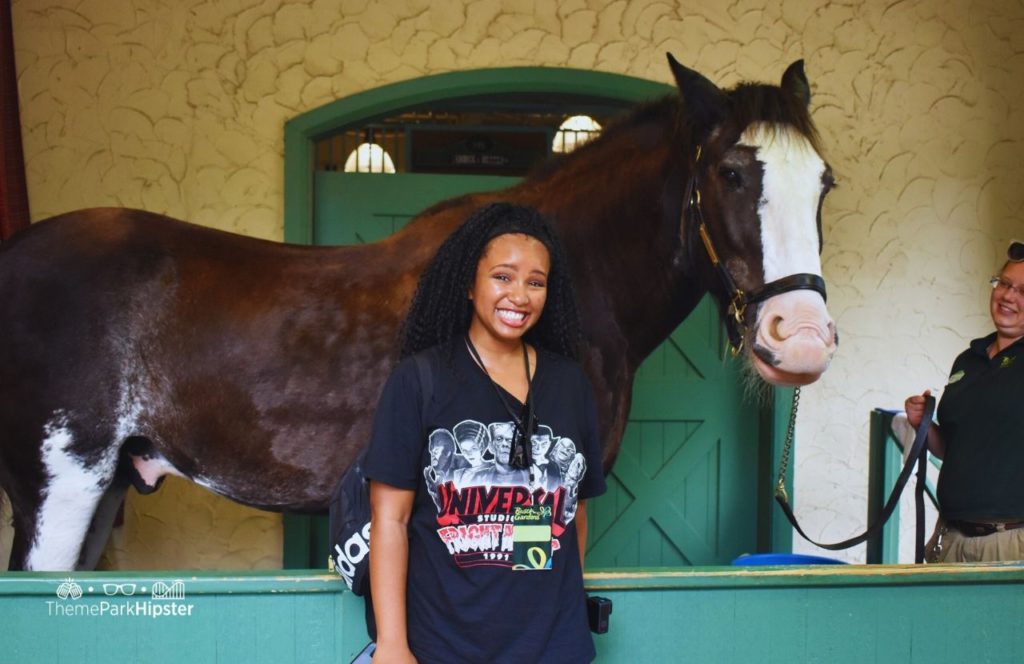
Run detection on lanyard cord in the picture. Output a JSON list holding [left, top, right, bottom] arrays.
[[464, 336, 536, 470]]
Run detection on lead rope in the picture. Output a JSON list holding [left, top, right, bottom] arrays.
[[773, 391, 935, 555], [773, 387, 800, 504]]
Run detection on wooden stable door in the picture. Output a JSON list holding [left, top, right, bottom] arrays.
[[585, 300, 760, 567], [312, 172, 518, 245], [293, 171, 761, 569]]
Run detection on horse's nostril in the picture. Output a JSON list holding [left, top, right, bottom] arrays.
[[769, 315, 786, 342]]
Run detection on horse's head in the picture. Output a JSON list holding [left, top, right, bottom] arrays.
[[669, 55, 838, 387]]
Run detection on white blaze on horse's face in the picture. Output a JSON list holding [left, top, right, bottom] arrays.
[[740, 123, 837, 386]]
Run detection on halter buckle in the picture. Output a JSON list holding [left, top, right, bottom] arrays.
[[730, 291, 747, 325]]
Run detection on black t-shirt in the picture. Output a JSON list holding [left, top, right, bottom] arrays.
[[364, 342, 607, 664], [936, 333, 1024, 520]]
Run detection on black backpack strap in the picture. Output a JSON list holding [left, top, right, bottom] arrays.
[[413, 349, 435, 422]]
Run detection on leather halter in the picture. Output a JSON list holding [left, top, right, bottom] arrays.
[[683, 145, 828, 354]]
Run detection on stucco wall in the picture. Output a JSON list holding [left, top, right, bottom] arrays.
[[4, 0, 1023, 568]]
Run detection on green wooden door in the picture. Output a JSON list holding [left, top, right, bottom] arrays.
[[312, 172, 519, 245], [287, 172, 761, 570], [585, 300, 759, 566]]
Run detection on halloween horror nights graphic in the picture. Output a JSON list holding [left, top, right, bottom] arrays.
[[424, 419, 586, 569]]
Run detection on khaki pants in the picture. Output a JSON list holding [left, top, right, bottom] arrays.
[[928, 519, 1024, 563]]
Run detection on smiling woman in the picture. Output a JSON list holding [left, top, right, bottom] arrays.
[[904, 241, 1024, 563], [362, 202, 606, 663]]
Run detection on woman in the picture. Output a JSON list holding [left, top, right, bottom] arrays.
[[364, 203, 606, 663], [905, 239, 1024, 562]]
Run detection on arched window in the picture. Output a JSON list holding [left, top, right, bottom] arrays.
[[552, 115, 602, 153], [343, 142, 396, 174]]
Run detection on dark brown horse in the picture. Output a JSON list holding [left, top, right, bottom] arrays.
[[0, 57, 837, 571]]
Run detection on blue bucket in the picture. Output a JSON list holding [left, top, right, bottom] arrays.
[[731, 553, 847, 566]]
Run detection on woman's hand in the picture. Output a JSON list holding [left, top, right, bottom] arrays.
[[371, 643, 418, 664], [904, 389, 932, 428]]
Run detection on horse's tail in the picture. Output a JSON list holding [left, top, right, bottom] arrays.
[[0, 484, 12, 568]]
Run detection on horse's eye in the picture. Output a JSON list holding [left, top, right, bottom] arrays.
[[719, 167, 743, 190]]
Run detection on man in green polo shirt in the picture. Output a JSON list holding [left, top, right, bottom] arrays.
[[905, 239, 1024, 562]]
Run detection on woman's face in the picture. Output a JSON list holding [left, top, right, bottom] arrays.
[[991, 262, 1024, 342], [467, 233, 550, 347], [458, 435, 487, 466]]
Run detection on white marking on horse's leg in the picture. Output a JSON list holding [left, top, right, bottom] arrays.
[[740, 124, 826, 282], [25, 415, 118, 571]]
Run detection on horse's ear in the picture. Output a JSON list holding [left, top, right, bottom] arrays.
[[667, 53, 727, 139], [780, 60, 811, 107]]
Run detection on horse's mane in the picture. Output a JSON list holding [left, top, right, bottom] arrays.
[[413, 76, 821, 223], [725, 82, 822, 153], [522, 79, 820, 184]]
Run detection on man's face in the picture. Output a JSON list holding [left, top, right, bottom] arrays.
[[491, 423, 515, 462], [429, 431, 454, 470], [552, 439, 575, 464], [531, 434, 552, 460]]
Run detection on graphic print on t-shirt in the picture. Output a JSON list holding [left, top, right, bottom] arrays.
[[423, 419, 587, 569]]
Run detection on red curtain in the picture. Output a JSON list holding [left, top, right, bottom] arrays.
[[0, 0, 29, 241]]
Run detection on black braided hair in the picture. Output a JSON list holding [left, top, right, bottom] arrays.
[[400, 202, 582, 362]]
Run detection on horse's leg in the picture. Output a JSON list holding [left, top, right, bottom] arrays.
[[20, 420, 119, 571], [76, 481, 128, 570]]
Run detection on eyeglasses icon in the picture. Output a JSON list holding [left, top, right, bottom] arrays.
[[102, 583, 137, 596]]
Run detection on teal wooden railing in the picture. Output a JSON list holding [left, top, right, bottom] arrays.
[[3, 565, 1024, 663], [867, 408, 942, 564]]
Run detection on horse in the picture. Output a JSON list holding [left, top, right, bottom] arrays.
[[0, 55, 838, 571]]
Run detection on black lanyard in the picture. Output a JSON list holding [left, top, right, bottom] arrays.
[[464, 336, 537, 470]]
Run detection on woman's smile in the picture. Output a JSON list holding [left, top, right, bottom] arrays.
[[496, 308, 528, 326]]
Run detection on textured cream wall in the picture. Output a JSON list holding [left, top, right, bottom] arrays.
[[5, 0, 1023, 568]]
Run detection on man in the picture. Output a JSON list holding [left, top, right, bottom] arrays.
[[530, 425, 561, 491], [905, 239, 1024, 562], [424, 429, 458, 509]]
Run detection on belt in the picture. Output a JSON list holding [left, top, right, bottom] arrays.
[[947, 519, 1024, 537]]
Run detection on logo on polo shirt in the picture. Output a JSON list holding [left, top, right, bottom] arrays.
[[947, 370, 965, 384], [1000, 356, 1016, 369]]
